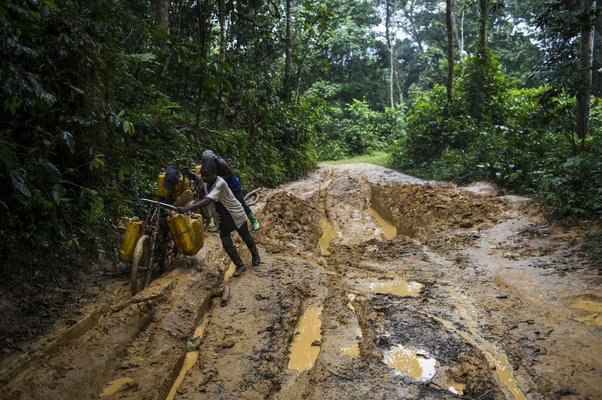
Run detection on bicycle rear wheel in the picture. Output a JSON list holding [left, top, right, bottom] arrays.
[[130, 235, 151, 295]]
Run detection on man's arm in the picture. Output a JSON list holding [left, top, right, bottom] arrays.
[[177, 197, 214, 213], [217, 158, 234, 181], [180, 166, 200, 181]]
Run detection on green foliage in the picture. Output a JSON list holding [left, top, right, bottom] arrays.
[[391, 57, 602, 218], [0, 0, 321, 276], [323, 151, 390, 166], [0, 0, 599, 280], [457, 53, 509, 124], [391, 85, 477, 167], [313, 99, 404, 161]]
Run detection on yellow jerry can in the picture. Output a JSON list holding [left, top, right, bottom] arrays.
[[118, 217, 145, 262], [167, 212, 204, 256], [156, 171, 170, 198]]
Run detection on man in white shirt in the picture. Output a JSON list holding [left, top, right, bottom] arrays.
[[177, 159, 260, 276]]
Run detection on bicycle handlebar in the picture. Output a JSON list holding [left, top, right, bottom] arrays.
[[137, 198, 179, 211]]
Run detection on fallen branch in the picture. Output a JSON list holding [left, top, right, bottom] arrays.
[[245, 187, 262, 199], [245, 187, 262, 205]]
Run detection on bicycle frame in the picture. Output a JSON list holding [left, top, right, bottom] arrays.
[[138, 198, 177, 276]]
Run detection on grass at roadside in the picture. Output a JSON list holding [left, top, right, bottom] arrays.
[[322, 151, 390, 167]]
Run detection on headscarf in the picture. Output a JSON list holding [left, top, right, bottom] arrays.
[[201, 150, 216, 162]]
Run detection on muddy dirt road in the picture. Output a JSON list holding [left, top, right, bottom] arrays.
[[1, 164, 600, 399]]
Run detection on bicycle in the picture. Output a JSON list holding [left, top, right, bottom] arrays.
[[129, 198, 179, 295]]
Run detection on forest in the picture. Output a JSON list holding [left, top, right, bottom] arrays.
[[1, 0, 600, 275]]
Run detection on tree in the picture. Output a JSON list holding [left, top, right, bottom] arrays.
[[478, 0, 488, 56], [576, 0, 597, 144], [284, 0, 293, 102], [446, 0, 455, 103], [195, 0, 213, 129], [386, 0, 395, 107], [152, 0, 170, 32]]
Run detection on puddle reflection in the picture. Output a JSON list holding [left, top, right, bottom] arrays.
[[449, 381, 466, 395], [383, 345, 436, 381], [366, 280, 423, 297]]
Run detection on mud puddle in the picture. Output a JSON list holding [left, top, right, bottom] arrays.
[[318, 219, 337, 256], [363, 278, 423, 297], [100, 377, 133, 397], [570, 298, 602, 326], [383, 345, 437, 381], [166, 351, 199, 400], [288, 306, 323, 371], [367, 207, 397, 239]]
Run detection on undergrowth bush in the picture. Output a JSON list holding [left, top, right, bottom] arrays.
[[390, 53, 602, 218], [314, 100, 404, 161]]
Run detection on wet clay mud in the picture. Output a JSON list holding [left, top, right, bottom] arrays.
[[1, 163, 600, 400]]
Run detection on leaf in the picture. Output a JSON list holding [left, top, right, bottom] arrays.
[[89, 153, 105, 170], [62, 131, 75, 153], [123, 120, 130, 133], [125, 52, 157, 63], [51, 183, 66, 205], [37, 158, 62, 183], [10, 169, 31, 197], [0, 142, 19, 169]]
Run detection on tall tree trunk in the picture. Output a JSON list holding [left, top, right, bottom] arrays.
[[195, 0, 212, 131], [460, 10, 464, 60], [213, 0, 227, 129], [386, 0, 394, 108], [153, 0, 171, 79], [478, 0, 488, 57], [393, 66, 404, 103], [218, 0, 226, 64], [452, 9, 463, 62], [576, 0, 597, 145], [284, 0, 293, 102], [152, 0, 170, 32], [446, 0, 455, 104]]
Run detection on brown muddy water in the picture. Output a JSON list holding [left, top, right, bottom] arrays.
[[1, 163, 600, 400], [288, 306, 323, 372]]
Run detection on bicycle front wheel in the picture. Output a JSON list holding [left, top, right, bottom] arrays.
[[130, 235, 151, 295]]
